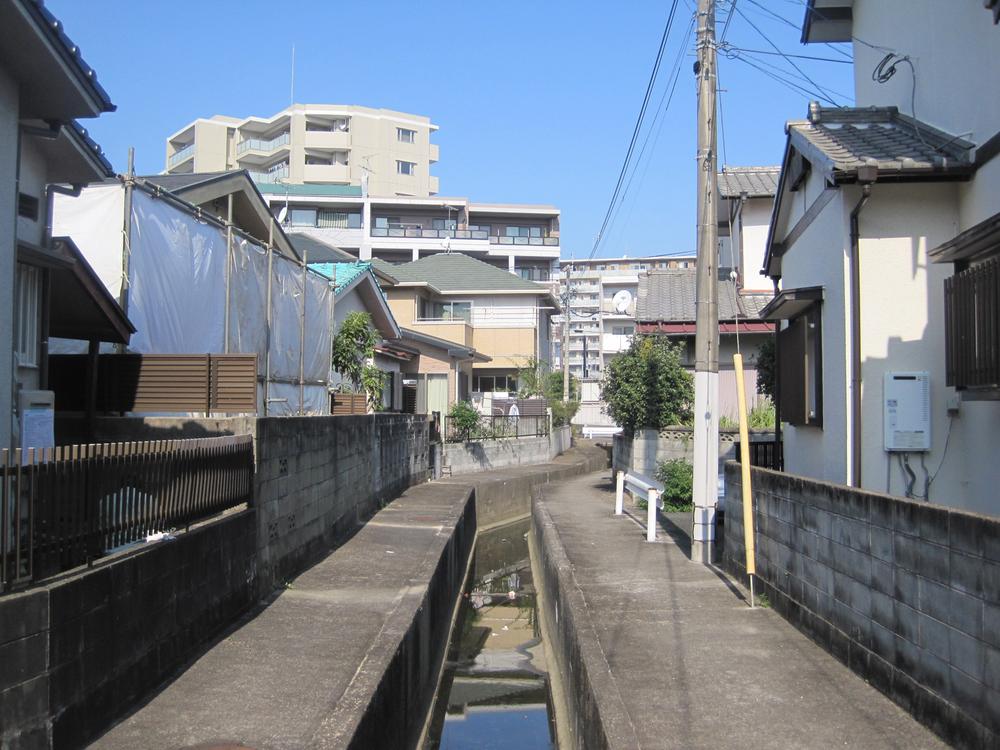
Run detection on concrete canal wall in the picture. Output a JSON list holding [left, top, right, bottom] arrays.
[[441, 424, 573, 476]]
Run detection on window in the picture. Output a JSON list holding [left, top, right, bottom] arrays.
[[944, 256, 1000, 391], [612, 325, 635, 336], [419, 298, 471, 322], [778, 305, 823, 426], [289, 208, 317, 227], [18, 193, 39, 221], [397, 127, 416, 143], [397, 160, 416, 175], [317, 210, 362, 229], [504, 226, 544, 238], [431, 218, 457, 231], [14, 264, 41, 368], [305, 117, 348, 132], [374, 216, 402, 228], [474, 375, 514, 393]]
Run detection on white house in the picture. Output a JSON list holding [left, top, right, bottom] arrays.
[[763, 1, 1000, 515]]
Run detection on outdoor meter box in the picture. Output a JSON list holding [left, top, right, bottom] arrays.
[[18, 390, 55, 459], [883, 372, 930, 452]]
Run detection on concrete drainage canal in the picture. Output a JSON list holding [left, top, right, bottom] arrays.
[[423, 517, 557, 749]]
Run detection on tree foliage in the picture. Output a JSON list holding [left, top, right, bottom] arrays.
[[756, 337, 776, 401], [600, 335, 693, 433], [448, 400, 481, 439], [332, 311, 383, 408], [655, 458, 694, 510]]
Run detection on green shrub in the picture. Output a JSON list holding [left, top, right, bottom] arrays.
[[448, 400, 481, 441], [551, 399, 580, 427], [601, 335, 693, 433], [655, 458, 694, 511], [748, 399, 776, 429]]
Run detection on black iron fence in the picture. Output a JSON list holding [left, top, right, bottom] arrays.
[[1, 435, 253, 591], [734, 439, 783, 471], [443, 414, 549, 443]]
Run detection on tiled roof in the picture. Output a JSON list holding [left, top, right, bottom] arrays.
[[788, 105, 974, 177], [717, 167, 780, 198], [388, 253, 548, 293], [637, 269, 772, 322], [308, 262, 371, 292]]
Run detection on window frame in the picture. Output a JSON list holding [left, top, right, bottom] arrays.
[[14, 263, 41, 368], [397, 127, 416, 143], [778, 303, 823, 427], [396, 160, 416, 175]]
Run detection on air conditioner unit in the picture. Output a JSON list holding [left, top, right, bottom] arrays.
[[883, 372, 930, 452]]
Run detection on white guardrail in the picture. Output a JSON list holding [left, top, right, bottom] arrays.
[[615, 470, 664, 542]]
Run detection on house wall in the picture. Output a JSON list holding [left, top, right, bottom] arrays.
[[0, 67, 18, 450], [774, 173, 851, 484], [738, 199, 773, 292]]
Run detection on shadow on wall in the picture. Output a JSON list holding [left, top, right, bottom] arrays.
[[55, 415, 256, 445]]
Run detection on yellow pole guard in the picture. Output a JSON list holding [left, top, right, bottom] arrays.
[[734, 353, 756, 576]]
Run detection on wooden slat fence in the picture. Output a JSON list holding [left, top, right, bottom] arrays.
[[331, 393, 368, 415], [944, 257, 1000, 390], [734, 439, 784, 471], [1, 435, 253, 591]]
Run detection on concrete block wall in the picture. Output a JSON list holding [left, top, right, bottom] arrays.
[[0, 590, 49, 750], [254, 414, 429, 591], [724, 464, 1000, 748], [440, 425, 574, 477]]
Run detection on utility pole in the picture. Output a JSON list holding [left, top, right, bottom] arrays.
[[692, 0, 720, 564], [562, 262, 573, 401]]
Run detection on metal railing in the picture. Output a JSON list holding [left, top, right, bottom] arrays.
[[370, 227, 489, 240], [1, 435, 253, 591], [247, 164, 289, 184], [236, 132, 290, 155], [168, 143, 195, 167], [494, 236, 559, 246], [443, 414, 549, 443], [735, 439, 783, 471]]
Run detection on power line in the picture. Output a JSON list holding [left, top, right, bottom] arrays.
[[720, 44, 851, 64], [727, 47, 853, 102], [719, 0, 738, 44], [734, 5, 841, 105], [589, 0, 681, 259], [726, 52, 833, 102], [741, 0, 853, 60]]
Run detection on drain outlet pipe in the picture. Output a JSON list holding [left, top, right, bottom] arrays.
[[849, 175, 875, 487]]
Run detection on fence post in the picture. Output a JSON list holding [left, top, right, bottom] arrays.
[[615, 471, 624, 515], [646, 488, 658, 542]]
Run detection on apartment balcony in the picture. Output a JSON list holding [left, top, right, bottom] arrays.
[[429, 143, 440, 163], [236, 132, 291, 158], [601, 299, 636, 316], [602, 333, 633, 353], [303, 163, 350, 183], [247, 164, 289, 184], [410, 319, 474, 348], [571, 283, 600, 294], [303, 130, 350, 150], [168, 143, 195, 168], [371, 226, 489, 241], [491, 234, 559, 247]]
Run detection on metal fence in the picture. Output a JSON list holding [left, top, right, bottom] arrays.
[[1, 435, 254, 591], [734, 439, 783, 471], [443, 414, 549, 443]]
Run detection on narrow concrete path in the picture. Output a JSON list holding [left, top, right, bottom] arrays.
[[536, 470, 948, 750], [90, 482, 474, 750]]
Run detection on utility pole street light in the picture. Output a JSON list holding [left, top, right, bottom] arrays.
[[692, 0, 720, 564]]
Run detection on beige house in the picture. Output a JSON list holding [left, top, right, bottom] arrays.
[[375, 253, 558, 405], [165, 104, 439, 196]]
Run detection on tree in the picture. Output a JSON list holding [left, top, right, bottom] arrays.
[[601, 335, 693, 434], [544, 370, 580, 402], [448, 400, 481, 441], [756, 337, 776, 401], [332, 311, 385, 410], [516, 356, 547, 398]]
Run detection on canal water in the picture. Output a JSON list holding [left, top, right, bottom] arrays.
[[424, 517, 557, 749]]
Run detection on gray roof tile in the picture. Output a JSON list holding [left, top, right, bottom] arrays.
[[718, 167, 780, 198], [789, 106, 973, 177], [637, 269, 772, 322]]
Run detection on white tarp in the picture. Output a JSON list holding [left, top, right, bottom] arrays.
[[51, 182, 335, 415]]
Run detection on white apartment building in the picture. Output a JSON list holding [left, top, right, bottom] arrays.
[[552, 254, 696, 381], [267, 185, 561, 281], [165, 104, 439, 196]]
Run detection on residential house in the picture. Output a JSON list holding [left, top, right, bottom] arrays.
[[52, 171, 335, 415], [718, 166, 781, 293], [636, 270, 773, 419], [396, 327, 486, 417], [375, 253, 557, 408], [164, 104, 440, 197], [0, 0, 135, 451], [762, 1, 1000, 515]]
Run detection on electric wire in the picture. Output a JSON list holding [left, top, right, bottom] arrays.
[[740, 0, 853, 60], [719, 0, 738, 44], [590, 0, 682, 259], [733, 5, 841, 106], [726, 52, 837, 104], [720, 45, 851, 64], [730, 47, 854, 103]]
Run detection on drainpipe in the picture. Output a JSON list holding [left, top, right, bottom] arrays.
[[849, 170, 876, 487]]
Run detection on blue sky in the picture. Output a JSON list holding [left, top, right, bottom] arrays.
[[48, 0, 854, 259]]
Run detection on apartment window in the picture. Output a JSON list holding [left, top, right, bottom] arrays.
[[14, 263, 41, 368], [306, 117, 350, 132], [397, 160, 416, 175], [778, 304, 823, 426], [419, 298, 471, 322], [18, 193, 39, 221], [612, 325, 635, 336], [431, 218, 457, 231], [317, 210, 362, 229], [374, 216, 402, 228], [505, 226, 543, 238], [474, 375, 514, 393], [289, 208, 318, 227], [397, 127, 416, 143]]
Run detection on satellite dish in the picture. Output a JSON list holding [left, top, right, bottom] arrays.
[[277, 206, 288, 224], [612, 289, 633, 313]]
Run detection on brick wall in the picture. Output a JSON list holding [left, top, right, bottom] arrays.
[[254, 414, 430, 591], [724, 463, 1000, 748]]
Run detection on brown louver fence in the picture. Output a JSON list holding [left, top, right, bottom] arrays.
[[944, 257, 1000, 390], [49, 353, 258, 414], [1, 435, 254, 591], [331, 393, 368, 415]]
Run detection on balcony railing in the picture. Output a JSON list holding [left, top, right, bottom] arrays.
[[371, 227, 488, 240], [236, 132, 290, 155], [944, 256, 1000, 391], [247, 164, 289, 184], [494, 235, 559, 246], [168, 143, 195, 167]]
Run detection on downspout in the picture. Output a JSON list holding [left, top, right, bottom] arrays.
[[849, 178, 874, 487]]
